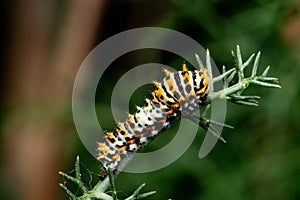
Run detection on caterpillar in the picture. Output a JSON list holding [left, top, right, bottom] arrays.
[[97, 64, 215, 177]]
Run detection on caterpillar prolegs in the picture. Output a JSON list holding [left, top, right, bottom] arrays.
[[97, 64, 224, 177]]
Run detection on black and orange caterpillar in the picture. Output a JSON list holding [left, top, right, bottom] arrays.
[[97, 64, 214, 176]]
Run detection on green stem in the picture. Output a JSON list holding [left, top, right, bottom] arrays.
[[204, 80, 246, 106]]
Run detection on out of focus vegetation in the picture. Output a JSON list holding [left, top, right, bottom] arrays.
[[1, 0, 299, 200]]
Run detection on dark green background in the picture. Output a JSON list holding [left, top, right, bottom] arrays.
[[1, 0, 299, 199], [93, 1, 300, 199]]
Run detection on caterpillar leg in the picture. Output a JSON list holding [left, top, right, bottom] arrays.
[[185, 115, 233, 143], [98, 167, 119, 180], [98, 168, 108, 180]]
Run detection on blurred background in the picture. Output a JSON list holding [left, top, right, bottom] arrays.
[[0, 0, 299, 199]]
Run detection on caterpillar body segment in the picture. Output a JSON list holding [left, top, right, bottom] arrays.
[[97, 64, 210, 175]]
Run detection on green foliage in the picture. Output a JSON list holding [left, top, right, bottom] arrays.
[[60, 46, 281, 199], [89, 0, 300, 199], [207, 45, 280, 106], [59, 156, 156, 200]]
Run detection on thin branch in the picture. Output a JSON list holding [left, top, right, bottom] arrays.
[[59, 45, 281, 199]]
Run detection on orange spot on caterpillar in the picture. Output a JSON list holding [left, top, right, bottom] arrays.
[[179, 96, 186, 102], [155, 89, 163, 97], [171, 103, 180, 109], [200, 69, 210, 86], [97, 143, 109, 154], [128, 114, 135, 123], [198, 86, 207, 94], [159, 119, 167, 123], [112, 154, 119, 160], [167, 79, 173, 87], [119, 146, 127, 151], [137, 133, 145, 138], [166, 109, 174, 115], [153, 81, 160, 88], [106, 132, 114, 139], [184, 74, 190, 80], [163, 68, 171, 76], [127, 139, 135, 144], [182, 63, 188, 72], [152, 97, 158, 103]]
